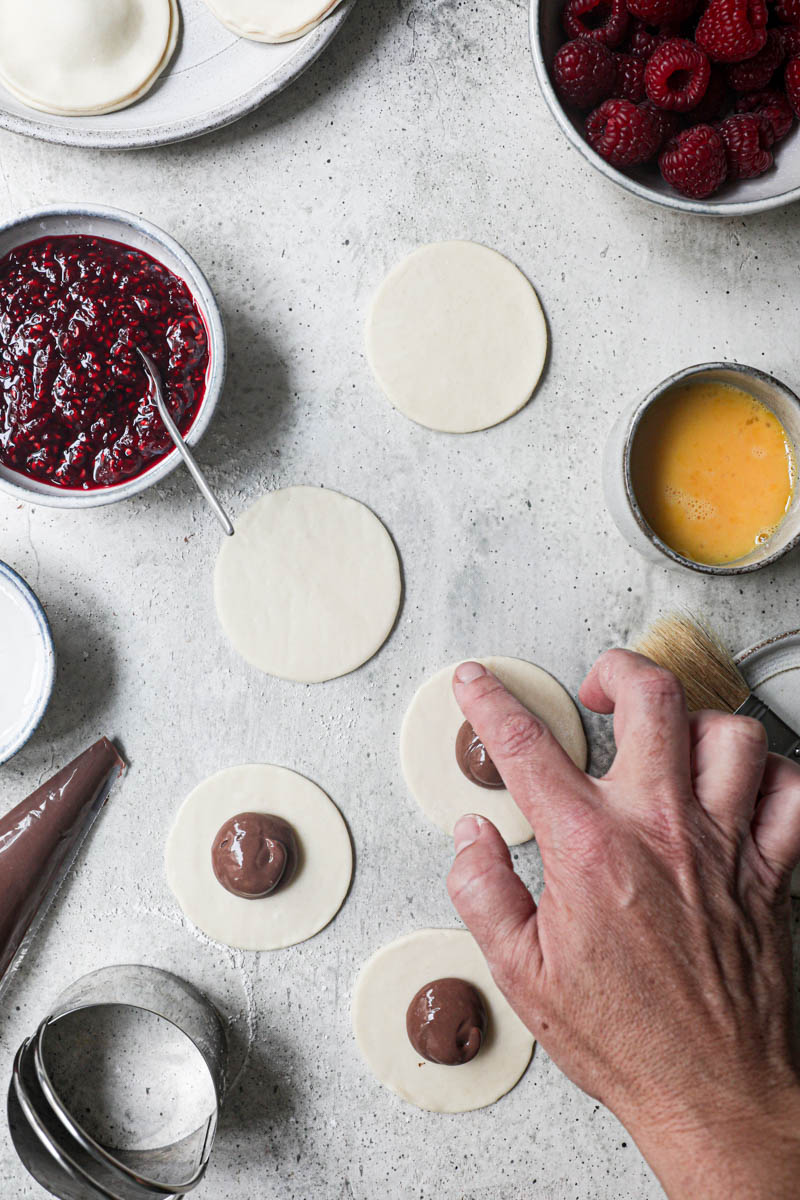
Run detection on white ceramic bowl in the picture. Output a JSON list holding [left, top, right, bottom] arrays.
[[529, 0, 800, 216], [0, 561, 55, 764], [603, 362, 800, 573], [0, 205, 226, 509]]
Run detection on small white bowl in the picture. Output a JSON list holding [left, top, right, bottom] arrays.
[[603, 362, 800, 574], [0, 561, 55, 763], [529, 0, 800, 216], [0, 205, 226, 509]]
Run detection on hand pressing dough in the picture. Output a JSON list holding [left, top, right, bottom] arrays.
[[0, 0, 178, 117], [215, 487, 401, 683], [352, 929, 534, 1112], [165, 765, 352, 950], [365, 241, 548, 434], [201, 0, 344, 42], [401, 657, 587, 845]]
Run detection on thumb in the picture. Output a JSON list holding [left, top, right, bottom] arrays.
[[447, 814, 541, 998]]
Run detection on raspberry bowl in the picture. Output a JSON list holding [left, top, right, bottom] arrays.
[[530, 0, 800, 214], [0, 206, 225, 508]]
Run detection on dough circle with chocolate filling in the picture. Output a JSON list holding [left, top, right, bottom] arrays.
[[366, 241, 547, 434], [201, 0, 345, 42], [215, 487, 401, 684], [352, 929, 534, 1112], [165, 765, 352, 950], [400, 656, 587, 845], [0, 0, 178, 117]]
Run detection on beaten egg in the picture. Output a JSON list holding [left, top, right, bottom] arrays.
[[631, 380, 796, 566]]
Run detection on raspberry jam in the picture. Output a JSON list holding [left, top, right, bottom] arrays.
[[0, 235, 209, 490]]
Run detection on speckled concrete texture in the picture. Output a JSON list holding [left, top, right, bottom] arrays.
[[0, 1, 799, 1197]]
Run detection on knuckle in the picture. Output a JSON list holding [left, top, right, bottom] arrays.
[[467, 676, 507, 705], [733, 715, 768, 749], [635, 666, 684, 706], [446, 857, 496, 911], [496, 711, 545, 759]]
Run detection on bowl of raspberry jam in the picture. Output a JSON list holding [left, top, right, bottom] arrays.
[[0, 205, 226, 508]]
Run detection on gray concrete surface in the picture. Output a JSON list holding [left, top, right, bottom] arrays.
[[1, 1, 799, 1196]]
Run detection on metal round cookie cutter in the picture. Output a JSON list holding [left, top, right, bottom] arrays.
[[7, 964, 227, 1199]]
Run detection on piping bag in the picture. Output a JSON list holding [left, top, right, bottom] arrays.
[[0, 738, 125, 999]]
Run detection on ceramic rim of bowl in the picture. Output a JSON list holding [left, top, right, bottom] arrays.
[[0, 204, 226, 510], [528, 0, 800, 217], [0, 560, 56, 764], [622, 361, 800, 576]]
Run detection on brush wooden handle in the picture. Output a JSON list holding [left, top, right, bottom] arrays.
[[736, 695, 800, 762]]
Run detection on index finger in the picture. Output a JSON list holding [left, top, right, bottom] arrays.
[[452, 662, 592, 847], [579, 648, 692, 794]]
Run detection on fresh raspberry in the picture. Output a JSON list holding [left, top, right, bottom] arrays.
[[614, 52, 648, 100], [786, 55, 800, 118], [717, 111, 774, 175], [726, 29, 784, 89], [641, 99, 683, 143], [690, 65, 732, 120], [735, 88, 794, 140], [585, 97, 662, 163], [626, 0, 698, 27], [695, 0, 768, 62], [645, 38, 711, 108], [563, 0, 630, 47], [774, 0, 800, 22], [659, 123, 728, 194], [553, 37, 618, 107], [777, 25, 800, 60], [625, 19, 675, 59]]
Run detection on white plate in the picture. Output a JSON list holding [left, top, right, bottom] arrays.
[[0, 562, 55, 765], [0, 0, 356, 150], [737, 631, 800, 898]]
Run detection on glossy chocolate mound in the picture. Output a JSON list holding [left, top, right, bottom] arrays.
[[211, 812, 298, 899], [455, 721, 504, 789], [406, 977, 488, 1066]]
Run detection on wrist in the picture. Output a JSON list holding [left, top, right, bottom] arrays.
[[620, 1077, 800, 1200]]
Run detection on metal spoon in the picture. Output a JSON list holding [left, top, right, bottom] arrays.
[[136, 347, 234, 537]]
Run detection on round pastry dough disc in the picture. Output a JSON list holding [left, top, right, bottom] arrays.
[[0, 0, 177, 117], [215, 487, 401, 684], [165, 765, 352, 950], [401, 657, 587, 845], [353, 929, 534, 1113], [201, 0, 344, 42], [365, 241, 548, 434]]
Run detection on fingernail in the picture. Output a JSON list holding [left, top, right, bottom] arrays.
[[455, 661, 487, 685], [454, 814, 484, 854]]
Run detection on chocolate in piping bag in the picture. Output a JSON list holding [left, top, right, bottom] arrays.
[[0, 738, 125, 992]]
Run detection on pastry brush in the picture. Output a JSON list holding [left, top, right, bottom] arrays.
[[634, 613, 800, 763]]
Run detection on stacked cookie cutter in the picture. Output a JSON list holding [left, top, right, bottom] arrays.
[[7, 965, 227, 1200]]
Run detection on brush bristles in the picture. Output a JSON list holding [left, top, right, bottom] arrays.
[[633, 614, 750, 714]]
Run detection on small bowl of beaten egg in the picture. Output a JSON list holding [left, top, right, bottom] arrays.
[[604, 363, 800, 575]]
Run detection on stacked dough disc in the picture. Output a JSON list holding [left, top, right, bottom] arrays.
[[201, 0, 345, 43], [0, 0, 179, 116]]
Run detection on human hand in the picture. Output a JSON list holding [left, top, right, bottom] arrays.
[[447, 650, 800, 1200]]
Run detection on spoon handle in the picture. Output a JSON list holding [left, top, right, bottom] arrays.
[[137, 349, 234, 537], [165, 420, 235, 537]]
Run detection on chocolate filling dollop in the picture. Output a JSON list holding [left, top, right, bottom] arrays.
[[455, 721, 504, 789], [211, 812, 298, 899], [406, 977, 488, 1065]]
